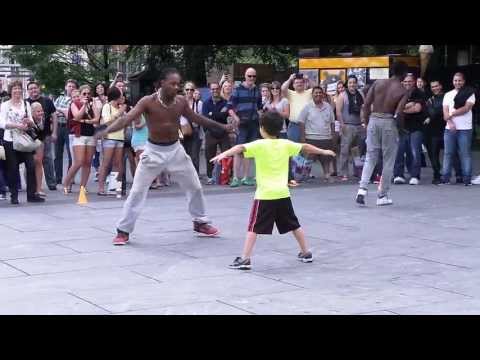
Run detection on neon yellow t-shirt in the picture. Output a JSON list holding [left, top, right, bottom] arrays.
[[244, 139, 302, 200], [101, 103, 125, 141]]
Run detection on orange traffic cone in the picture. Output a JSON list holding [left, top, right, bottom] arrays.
[[77, 186, 88, 205]]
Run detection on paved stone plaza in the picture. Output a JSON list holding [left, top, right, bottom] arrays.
[[1, 159, 480, 315]]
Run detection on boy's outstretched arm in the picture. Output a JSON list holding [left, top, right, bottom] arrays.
[[210, 144, 247, 163], [301, 143, 336, 157]]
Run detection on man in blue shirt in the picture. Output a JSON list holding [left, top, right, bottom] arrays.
[[202, 82, 231, 184], [227, 67, 263, 187]]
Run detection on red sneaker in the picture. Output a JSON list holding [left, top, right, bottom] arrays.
[[193, 222, 220, 237], [113, 231, 129, 246]]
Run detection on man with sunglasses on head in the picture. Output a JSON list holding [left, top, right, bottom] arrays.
[[227, 68, 263, 187]]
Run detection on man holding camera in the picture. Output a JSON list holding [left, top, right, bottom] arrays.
[[281, 73, 312, 185]]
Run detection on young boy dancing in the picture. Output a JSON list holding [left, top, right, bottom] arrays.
[[210, 111, 336, 270]]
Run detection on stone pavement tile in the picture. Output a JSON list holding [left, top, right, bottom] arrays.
[[388, 298, 480, 315], [0, 243, 76, 261], [220, 281, 468, 315], [0, 292, 108, 315], [403, 242, 480, 270], [2, 227, 112, 243], [4, 248, 185, 275], [0, 262, 28, 278], [0, 267, 156, 294], [126, 252, 312, 282], [73, 273, 299, 313], [358, 310, 398, 315], [392, 269, 480, 298], [117, 301, 250, 315]]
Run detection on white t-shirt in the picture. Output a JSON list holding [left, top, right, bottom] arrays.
[[265, 98, 289, 133], [287, 88, 313, 123], [297, 101, 334, 140], [442, 89, 476, 130], [0, 100, 33, 142]]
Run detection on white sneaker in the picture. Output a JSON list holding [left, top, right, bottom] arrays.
[[472, 175, 480, 185], [376, 196, 393, 206], [355, 188, 367, 206], [409, 177, 419, 185], [393, 177, 405, 184]]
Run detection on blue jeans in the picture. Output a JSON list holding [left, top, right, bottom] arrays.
[[394, 130, 423, 179], [287, 122, 302, 181], [287, 121, 302, 142], [55, 124, 72, 184], [442, 129, 472, 184]]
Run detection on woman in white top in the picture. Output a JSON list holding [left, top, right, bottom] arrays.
[[0, 80, 44, 204], [92, 82, 108, 178]]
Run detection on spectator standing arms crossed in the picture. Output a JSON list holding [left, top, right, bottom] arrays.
[[441, 72, 475, 186], [336, 75, 365, 181]]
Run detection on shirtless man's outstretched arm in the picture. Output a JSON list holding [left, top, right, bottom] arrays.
[[182, 100, 233, 132]]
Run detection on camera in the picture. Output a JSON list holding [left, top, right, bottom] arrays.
[[295, 73, 304, 79]]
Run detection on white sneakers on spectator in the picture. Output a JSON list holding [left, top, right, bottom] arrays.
[[472, 175, 480, 185], [376, 196, 393, 206], [393, 177, 406, 184], [409, 177, 419, 185]]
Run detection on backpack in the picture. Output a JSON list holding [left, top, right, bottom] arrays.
[[292, 155, 312, 182], [219, 157, 233, 185]]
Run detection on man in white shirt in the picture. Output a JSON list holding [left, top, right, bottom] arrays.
[[441, 72, 475, 186]]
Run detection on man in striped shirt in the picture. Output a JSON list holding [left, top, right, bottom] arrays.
[[53, 79, 77, 185]]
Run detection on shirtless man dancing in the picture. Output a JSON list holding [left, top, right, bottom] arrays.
[[355, 61, 410, 206], [95, 68, 233, 245]]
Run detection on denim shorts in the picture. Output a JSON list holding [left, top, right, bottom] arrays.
[[102, 139, 124, 149], [73, 136, 96, 147], [236, 121, 260, 145]]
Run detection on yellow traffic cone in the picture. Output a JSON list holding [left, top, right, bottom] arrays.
[[77, 186, 88, 205]]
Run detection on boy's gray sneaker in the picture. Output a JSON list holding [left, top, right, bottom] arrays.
[[229, 257, 251, 270], [297, 251, 313, 263]]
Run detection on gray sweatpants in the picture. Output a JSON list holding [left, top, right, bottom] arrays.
[[117, 141, 210, 234], [339, 124, 366, 177], [359, 115, 399, 197]]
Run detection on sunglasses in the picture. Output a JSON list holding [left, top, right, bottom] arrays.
[[211, 88, 220, 91], [271, 87, 280, 90], [185, 88, 194, 92], [82, 93, 90, 96], [247, 75, 256, 78]]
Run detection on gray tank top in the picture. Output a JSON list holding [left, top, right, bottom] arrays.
[[341, 93, 362, 125]]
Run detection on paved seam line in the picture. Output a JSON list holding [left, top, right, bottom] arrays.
[[67, 292, 113, 314], [53, 242, 83, 253], [251, 272, 307, 289], [215, 300, 256, 315], [0, 260, 30, 276], [128, 270, 163, 284], [404, 255, 471, 269]]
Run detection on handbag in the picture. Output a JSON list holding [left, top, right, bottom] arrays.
[[11, 101, 42, 152], [11, 129, 41, 152]]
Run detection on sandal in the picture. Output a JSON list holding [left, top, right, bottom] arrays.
[[63, 186, 72, 194], [97, 191, 108, 196], [288, 180, 299, 187]]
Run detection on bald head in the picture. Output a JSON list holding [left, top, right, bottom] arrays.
[[244, 67, 257, 87]]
